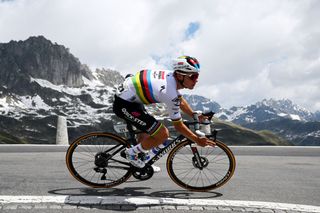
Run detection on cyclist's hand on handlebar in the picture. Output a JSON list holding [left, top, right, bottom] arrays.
[[196, 137, 216, 147], [193, 111, 208, 123], [198, 114, 209, 123]]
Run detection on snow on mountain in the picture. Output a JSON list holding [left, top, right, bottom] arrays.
[[258, 99, 312, 120], [215, 98, 317, 125], [1, 79, 113, 126], [174, 94, 318, 124], [183, 94, 221, 113], [182, 95, 320, 145]]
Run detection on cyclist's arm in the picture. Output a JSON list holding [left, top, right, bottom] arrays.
[[180, 97, 195, 118], [165, 94, 214, 146], [173, 120, 214, 147], [180, 97, 208, 122], [173, 120, 198, 142], [164, 96, 196, 142]]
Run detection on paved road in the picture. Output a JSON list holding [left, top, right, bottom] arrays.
[[0, 146, 319, 212]]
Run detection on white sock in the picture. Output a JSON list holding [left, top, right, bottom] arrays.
[[128, 144, 148, 155]]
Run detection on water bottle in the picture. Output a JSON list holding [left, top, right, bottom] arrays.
[[200, 118, 211, 135]]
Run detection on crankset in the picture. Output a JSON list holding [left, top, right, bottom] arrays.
[[132, 165, 154, 180]]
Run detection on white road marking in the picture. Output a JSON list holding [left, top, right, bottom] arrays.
[[0, 196, 320, 212]]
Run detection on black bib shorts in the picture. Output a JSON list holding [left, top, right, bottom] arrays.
[[113, 95, 162, 136]]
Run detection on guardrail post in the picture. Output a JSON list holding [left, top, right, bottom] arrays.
[[56, 116, 69, 145]]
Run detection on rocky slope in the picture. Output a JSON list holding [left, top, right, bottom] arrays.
[[0, 36, 124, 143]]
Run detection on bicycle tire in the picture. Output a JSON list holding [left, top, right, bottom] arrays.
[[66, 132, 132, 188], [167, 139, 236, 191]]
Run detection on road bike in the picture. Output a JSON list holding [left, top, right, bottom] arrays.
[[66, 111, 236, 191]]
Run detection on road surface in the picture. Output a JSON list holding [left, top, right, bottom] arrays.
[[0, 145, 319, 212]]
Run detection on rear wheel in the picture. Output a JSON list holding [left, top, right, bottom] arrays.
[[66, 132, 132, 188], [167, 140, 236, 191]]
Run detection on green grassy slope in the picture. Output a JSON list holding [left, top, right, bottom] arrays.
[[0, 131, 28, 144], [213, 119, 292, 146]]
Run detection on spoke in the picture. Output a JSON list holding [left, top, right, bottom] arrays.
[[73, 161, 92, 169], [81, 167, 95, 180], [210, 150, 227, 161], [106, 168, 117, 181], [173, 155, 193, 163], [199, 171, 205, 187], [186, 169, 201, 186], [75, 150, 95, 159], [175, 168, 193, 177], [205, 167, 227, 176], [73, 156, 94, 162], [69, 134, 132, 187], [89, 169, 98, 183], [211, 157, 229, 163], [110, 158, 130, 166], [79, 144, 97, 157], [202, 169, 213, 186]]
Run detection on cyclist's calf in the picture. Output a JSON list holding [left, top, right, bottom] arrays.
[[141, 125, 169, 150]]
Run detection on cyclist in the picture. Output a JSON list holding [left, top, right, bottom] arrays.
[[113, 56, 216, 168]]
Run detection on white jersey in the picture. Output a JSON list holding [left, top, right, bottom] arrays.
[[117, 69, 182, 121]]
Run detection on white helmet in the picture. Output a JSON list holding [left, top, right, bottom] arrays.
[[172, 56, 200, 73]]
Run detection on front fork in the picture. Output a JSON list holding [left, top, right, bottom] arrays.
[[189, 130, 217, 169], [190, 145, 204, 169]]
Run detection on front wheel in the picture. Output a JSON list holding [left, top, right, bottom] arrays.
[[167, 140, 236, 191], [66, 132, 132, 188]]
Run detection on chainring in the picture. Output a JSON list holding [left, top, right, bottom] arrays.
[[132, 165, 154, 180]]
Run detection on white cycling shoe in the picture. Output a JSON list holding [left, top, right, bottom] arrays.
[[124, 149, 145, 168], [122, 149, 161, 172]]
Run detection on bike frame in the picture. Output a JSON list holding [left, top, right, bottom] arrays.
[[146, 135, 186, 165], [113, 123, 214, 169], [110, 111, 216, 170]]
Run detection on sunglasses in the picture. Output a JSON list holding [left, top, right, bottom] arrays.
[[184, 73, 199, 81]]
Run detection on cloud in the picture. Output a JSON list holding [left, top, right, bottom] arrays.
[[1, 0, 319, 111]]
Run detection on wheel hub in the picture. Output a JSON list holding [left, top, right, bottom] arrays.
[[192, 156, 209, 169]]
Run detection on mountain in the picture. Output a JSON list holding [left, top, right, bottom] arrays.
[[212, 119, 292, 146], [0, 36, 316, 145], [183, 94, 221, 113], [186, 96, 320, 146], [0, 36, 124, 143], [243, 118, 320, 146], [217, 99, 316, 124], [0, 36, 94, 91]]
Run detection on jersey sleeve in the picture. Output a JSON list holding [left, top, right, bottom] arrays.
[[165, 93, 182, 122]]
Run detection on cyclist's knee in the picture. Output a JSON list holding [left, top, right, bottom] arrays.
[[153, 125, 169, 140]]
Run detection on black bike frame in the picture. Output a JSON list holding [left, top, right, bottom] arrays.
[[145, 135, 187, 165], [115, 119, 216, 169]]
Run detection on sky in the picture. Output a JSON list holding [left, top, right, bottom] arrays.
[[1, 0, 320, 112]]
